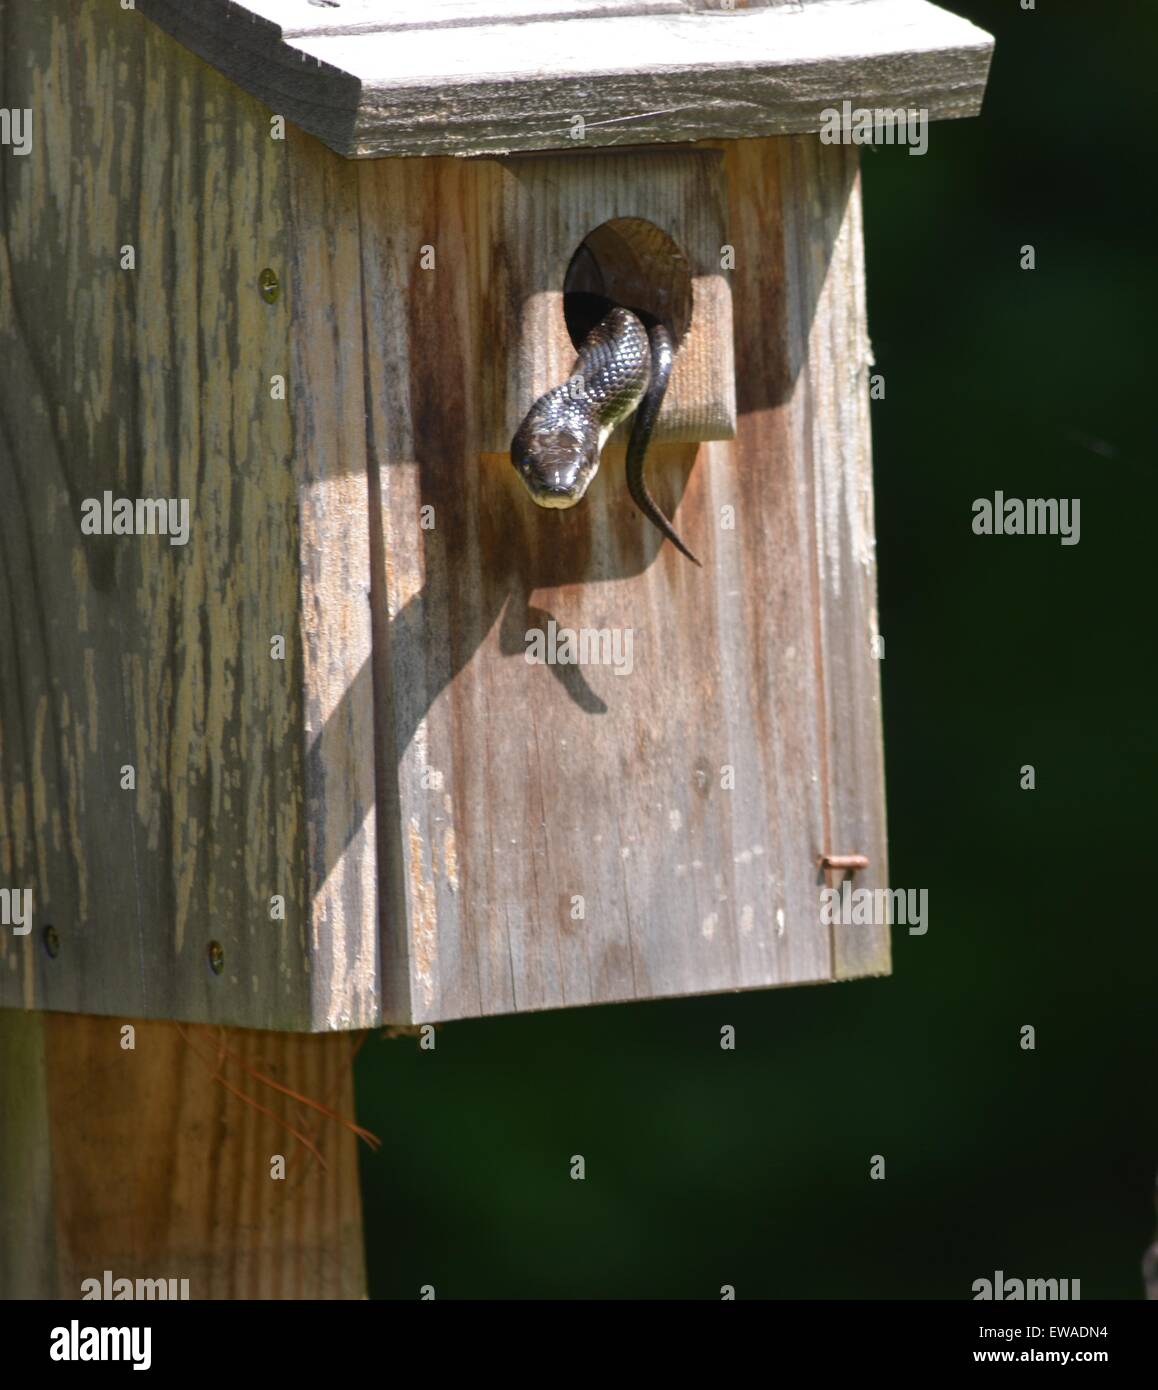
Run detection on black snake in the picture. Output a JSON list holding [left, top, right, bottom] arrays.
[[510, 305, 700, 565]]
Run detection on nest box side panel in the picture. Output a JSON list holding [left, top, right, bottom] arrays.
[[0, 0, 324, 1028], [360, 137, 888, 1024]]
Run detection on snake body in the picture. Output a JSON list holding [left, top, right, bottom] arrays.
[[510, 306, 700, 565]]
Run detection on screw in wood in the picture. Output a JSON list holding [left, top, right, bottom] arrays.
[[817, 853, 870, 872], [42, 924, 60, 958], [259, 268, 280, 304], [207, 940, 225, 975]]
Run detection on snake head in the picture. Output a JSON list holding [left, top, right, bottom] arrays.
[[509, 405, 601, 510]]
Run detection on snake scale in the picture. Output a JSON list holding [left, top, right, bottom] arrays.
[[510, 305, 701, 566]]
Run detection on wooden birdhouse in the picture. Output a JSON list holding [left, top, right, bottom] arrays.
[[0, 0, 993, 1033]]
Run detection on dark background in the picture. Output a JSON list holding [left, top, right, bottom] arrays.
[[356, 1, 1157, 1299]]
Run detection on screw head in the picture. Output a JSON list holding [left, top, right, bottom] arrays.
[[207, 940, 225, 975], [42, 924, 60, 958], [259, 268, 280, 304]]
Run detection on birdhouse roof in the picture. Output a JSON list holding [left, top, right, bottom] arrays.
[[139, 0, 993, 159]]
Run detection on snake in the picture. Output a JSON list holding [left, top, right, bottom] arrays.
[[509, 304, 701, 565]]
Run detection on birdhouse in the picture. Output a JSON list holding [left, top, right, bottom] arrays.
[[0, 0, 994, 1033]]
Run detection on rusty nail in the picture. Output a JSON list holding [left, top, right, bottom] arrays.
[[817, 853, 870, 871]]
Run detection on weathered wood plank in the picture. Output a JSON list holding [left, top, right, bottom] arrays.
[[253, 0, 696, 36], [772, 135, 889, 973], [286, 132, 381, 1030], [0, 1012, 367, 1299], [145, 0, 873, 42], [137, 0, 994, 159], [357, 134, 887, 1022], [0, 0, 303, 1026], [764, 135, 891, 977], [0, 0, 378, 1030]]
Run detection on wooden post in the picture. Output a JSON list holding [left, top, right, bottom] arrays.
[[0, 1012, 366, 1299]]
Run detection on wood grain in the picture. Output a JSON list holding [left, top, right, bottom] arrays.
[[769, 136, 890, 977], [356, 133, 889, 1022], [248, 0, 697, 33], [137, 0, 994, 159], [0, 0, 378, 1030], [287, 129, 381, 1031], [0, 1011, 367, 1299]]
